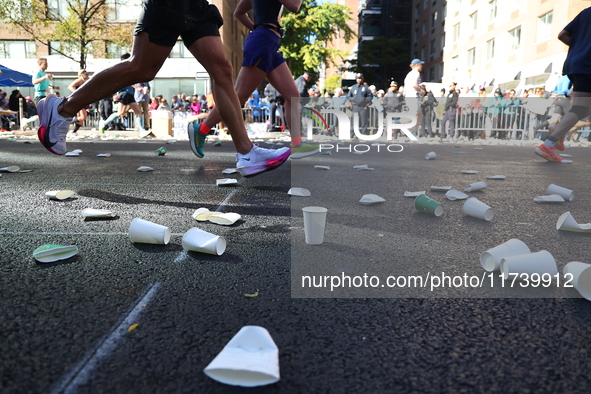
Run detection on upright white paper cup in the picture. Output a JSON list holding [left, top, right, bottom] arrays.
[[500, 250, 558, 280], [564, 262, 591, 301], [480, 239, 531, 272], [463, 197, 494, 221], [546, 184, 574, 201], [128, 218, 171, 245], [464, 181, 487, 192], [425, 151, 437, 160], [302, 206, 328, 245], [182, 227, 226, 255], [204, 326, 279, 387]]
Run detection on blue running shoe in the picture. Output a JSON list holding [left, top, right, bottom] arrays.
[[188, 119, 206, 158]]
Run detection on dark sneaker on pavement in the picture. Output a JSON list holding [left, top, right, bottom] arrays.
[[236, 145, 291, 177], [37, 95, 73, 155], [291, 141, 320, 159], [535, 144, 562, 162], [188, 119, 206, 158]]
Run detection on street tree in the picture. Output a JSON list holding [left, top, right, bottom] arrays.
[[280, 0, 356, 78], [351, 36, 409, 88], [0, 0, 134, 70]]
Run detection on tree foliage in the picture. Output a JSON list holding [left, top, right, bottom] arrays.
[[350, 36, 408, 87], [280, 0, 356, 79], [0, 0, 133, 69]]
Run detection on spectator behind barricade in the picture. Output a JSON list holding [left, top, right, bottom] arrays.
[[295, 71, 312, 98], [369, 85, 378, 97], [248, 90, 264, 123], [504, 89, 522, 138], [25, 96, 37, 118], [158, 98, 171, 111], [384, 81, 403, 112], [264, 82, 283, 130], [134, 81, 151, 133], [8, 90, 26, 124], [149, 96, 160, 111], [348, 73, 372, 135], [419, 85, 437, 137], [441, 82, 459, 139], [170, 95, 182, 111], [190, 95, 201, 115]]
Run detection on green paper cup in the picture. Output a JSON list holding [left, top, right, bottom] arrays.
[[156, 147, 167, 156], [414, 194, 444, 217]]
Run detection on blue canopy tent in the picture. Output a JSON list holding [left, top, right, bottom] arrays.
[[0, 64, 34, 87]]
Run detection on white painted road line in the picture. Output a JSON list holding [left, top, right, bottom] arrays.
[[51, 282, 162, 394]]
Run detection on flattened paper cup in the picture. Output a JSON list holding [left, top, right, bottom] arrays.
[[46, 190, 76, 200], [414, 194, 443, 217], [546, 184, 574, 201], [425, 151, 436, 160], [353, 164, 369, 169], [302, 206, 328, 245], [288, 187, 311, 197], [81, 208, 116, 219], [222, 168, 238, 174], [204, 326, 279, 387], [461, 170, 479, 174], [464, 181, 487, 192], [314, 165, 330, 170], [33, 244, 78, 263], [96, 153, 111, 157], [445, 189, 468, 201], [463, 197, 494, 221], [128, 218, 171, 245], [64, 151, 79, 157], [137, 166, 154, 172], [564, 262, 591, 301], [480, 239, 531, 272], [430, 186, 452, 192], [182, 227, 226, 255], [0, 166, 20, 172], [486, 175, 506, 180], [359, 194, 385, 205], [208, 213, 241, 226], [500, 250, 557, 280], [404, 191, 426, 197], [193, 208, 217, 222], [534, 194, 565, 203], [217, 178, 238, 186], [72, 149, 83, 154], [556, 212, 591, 232]]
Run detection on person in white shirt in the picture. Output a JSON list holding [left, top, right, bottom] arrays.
[[403, 58, 424, 135]]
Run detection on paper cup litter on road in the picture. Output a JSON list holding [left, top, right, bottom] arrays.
[[203, 325, 279, 387], [137, 166, 154, 172], [96, 153, 111, 157], [404, 191, 426, 197], [425, 151, 437, 160], [72, 149, 83, 154], [182, 227, 226, 255], [359, 194, 385, 205], [46, 190, 76, 200], [81, 208, 116, 219], [430, 186, 452, 192], [463, 197, 494, 221], [445, 189, 469, 201], [556, 212, 591, 233], [559, 154, 573, 158], [546, 184, 574, 201], [33, 244, 78, 263], [64, 151, 79, 157], [534, 194, 565, 203], [128, 218, 171, 245], [500, 250, 558, 280], [302, 206, 328, 245], [486, 175, 506, 180], [480, 239, 531, 272], [222, 168, 238, 174], [288, 187, 311, 197], [564, 262, 591, 301], [0, 166, 20, 172], [464, 181, 487, 192], [217, 178, 238, 186], [208, 213, 241, 226], [461, 170, 479, 174], [314, 165, 330, 170], [353, 164, 369, 169], [414, 194, 444, 217], [192, 208, 217, 221]]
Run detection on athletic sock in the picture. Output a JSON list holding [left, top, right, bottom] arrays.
[[73, 123, 81, 133], [292, 136, 302, 147], [544, 135, 557, 148], [199, 122, 211, 135], [136, 114, 145, 131], [104, 113, 119, 127]]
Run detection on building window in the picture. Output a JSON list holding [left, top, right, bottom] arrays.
[[50, 41, 94, 59], [107, 0, 142, 21], [489, 0, 497, 21], [421, 47, 426, 61], [424, 0, 428, 9], [106, 42, 131, 59], [509, 26, 521, 51], [453, 23, 460, 42], [442, 2, 446, 18], [452, 55, 459, 72], [169, 41, 192, 58], [0, 40, 36, 59], [470, 11, 478, 31], [415, 4, 420, 20], [537, 11, 553, 42], [414, 28, 419, 45], [430, 40, 436, 56], [467, 47, 476, 66], [486, 38, 495, 60], [47, 0, 69, 19], [431, 11, 438, 28], [422, 22, 427, 35], [429, 67, 435, 81], [441, 33, 445, 50]]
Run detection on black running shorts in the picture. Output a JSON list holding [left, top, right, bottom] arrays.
[[135, 0, 223, 47], [568, 74, 591, 94], [118, 92, 136, 105]]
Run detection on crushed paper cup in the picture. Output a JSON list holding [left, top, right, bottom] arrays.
[[464, 181, 487, 192], [561, 160, 574, 164], [404, 191, 426, 197], [217, 178, 238, 186], [359, 194, 385, 205], [430, 186, 452, 192], [353, 164, 369, 169], [425, 151, 436, 160], [64, 151, 79, 157], [314, 165, 330, 170], [81, 208, 116, 219], [128, 218, 171, 245], [445, 189, 469, 201], [193, 208, 217, 221], [559, 154, 573, 158], [137, 166, 154, 172], [556, 212, 591, 233], [461, 170, 479, 174], [564, 262, 591, 301], [0, 166, 20, 172], [500, 250, 557, 280], [534, 194, 565, 203], [486, 175, 506, 180], [71, 149, 83, 154], [208, 213, 241, 226], [474, 147, 484, 150], [288, 187, 311, 197], [222, 168, 238, 174], [96, 153, 111, 157], [204, 325, 279, 387], [463, 197, 494, 221], [546, 184, 574, 201], [182, 227, 226, 255], [480, 239, 531, 272], [33, 244, 78, 263], [46, 190, 76, 200]]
